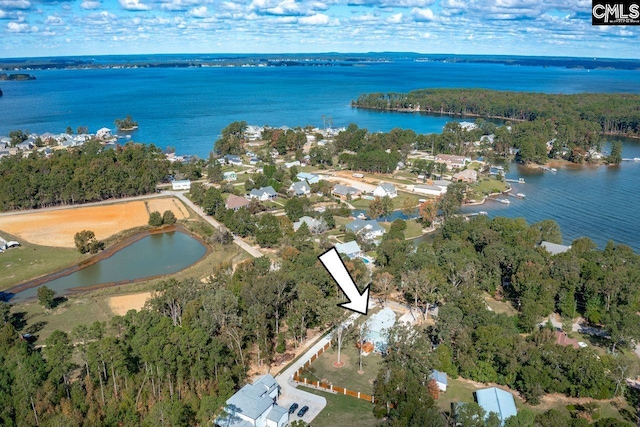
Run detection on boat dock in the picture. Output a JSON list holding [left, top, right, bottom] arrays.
[[622, 158, 640, 162], [540, 166, 557, 173], [505, 178, 525, 183]]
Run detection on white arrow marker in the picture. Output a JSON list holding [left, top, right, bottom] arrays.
[[318, 247, 370, 315]]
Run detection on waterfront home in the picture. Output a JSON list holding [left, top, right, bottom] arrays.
[[223, 171, 237, 182], [435, 154, 470, 170], [16, 140, 33, 150], [364, 307, 396, 354], [171, 180, 191, 191], [539, 241, 571, 255], [249, 186, 277, 202], [289, 180, 311, 197], [224, 155, 243, 166], [0, 136, 10, 145], [96, 127, 112, 139], [475, 387, 517, 425], [429, 370, 448, 392], [373, 183, 398, 198], [345, 219, 385, 241], [297, 172, 320, 184], [332, 184, 361, 200], [459, 121, 478, 131], [245, 125, 263, 141], [452, 169, 478, 183], [249, 157, 260, 165], [335, 240, 363, 259], [225, 194, 251, 211], [284, 160, 301, 169], [215, 374, 288, 427], [414, 184, 446, 196], [293, 216, 324, 233]]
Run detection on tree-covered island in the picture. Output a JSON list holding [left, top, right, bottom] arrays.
[[353, 89, 640, 165], [114, 115, 139, 131]]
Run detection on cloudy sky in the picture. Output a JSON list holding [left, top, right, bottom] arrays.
[[0, 0, 638, 58]]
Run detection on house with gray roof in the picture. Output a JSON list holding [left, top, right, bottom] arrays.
[[289, 180, 311, 197], [224, 154, 243, 166], [293, 216, 325, 234], [335, 240, 363, 259], [345, 219, 385, 241], [215, 374, 288, 427], [429, 370, 448, 392], [297, 172, 320, 184], [373, 183, 398, 198], [249, 186, 277, 202], [364, 307, 396, 353], [332, 184, 360, 199]]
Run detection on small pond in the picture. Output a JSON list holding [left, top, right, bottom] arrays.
[[10, 231, 206, 302]]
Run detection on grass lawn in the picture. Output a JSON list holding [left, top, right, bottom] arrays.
[[391, 192, 422, 210], [379, 219, 423, 239], [470, 178, 508, 198], [350, 198, 371, 210], [0, 230, 86, 292], [483, 293, 518, 316], [302, 388, 384, 427]]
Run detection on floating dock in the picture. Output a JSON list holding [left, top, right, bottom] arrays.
[[505, 178, 525, 183]]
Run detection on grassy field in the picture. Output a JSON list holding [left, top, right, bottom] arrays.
[[380, 219, 423, 239], [350, 198, 371, 210], [302, 388, 384, 427], [391, 192, 422, 210], [0, 231, 85, 292], [470, 178, 508, 198]]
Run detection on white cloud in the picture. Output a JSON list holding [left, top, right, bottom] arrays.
[[119, 0, 151, 11], [299, 13, 329, 24], [387, 12, 402, 23], [7, 21, 35, 32], [0, 0, 29, 10], [80, 1, 101, 10], [410, 7, 434, 21], [45, 15, 63, 25], [189, 5, 208, 17]]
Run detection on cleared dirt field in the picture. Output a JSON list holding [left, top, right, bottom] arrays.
[[0, 197, 189, 248], [146, 198, 189, 219], [107, 292, 152, 315]]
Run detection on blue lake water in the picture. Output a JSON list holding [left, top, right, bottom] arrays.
[[10, 231, 206, 302], [1, 55, 640, 250]]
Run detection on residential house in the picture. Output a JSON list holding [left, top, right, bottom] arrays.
[[459, 121, 478, 131], [452, 169, 478, 183], [335, 241, 363, 259], [16, 140, 33, 150], [429, 370, 448, 392], [226, 194, 251, 211], [296, 172, 320, 184], [332, 184, 361, 200], [249, 186, 277, 202], [249, 157, 260, 165], [373, 183, 398, 199], [435, 154, 470, 170], [555, 331, 580, 349], [0, 136, 10, 146], [293, 216, 324, 233], [172, 180, 191, 191], [475, 387, 517, 425], [413, 184, 446, 196], [540, 241, 571, 255], [432, 180, 452, 191], [224, 155, 243, 166], [223, 171, 238, 182], [364, 307, 396, 353], [345, 219, 385, 241], [215, 374, 288, 427], [284, 160, 301, 169], [96, 127, 112, 139], [289, 180, 311, 197]]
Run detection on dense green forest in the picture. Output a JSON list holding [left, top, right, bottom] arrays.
[[0, 140, 169, 211], [353, 89, 640, 136]]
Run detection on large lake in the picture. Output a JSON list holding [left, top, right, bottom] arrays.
[[1, 54, 639, 250], [10, 231, 206, 302]]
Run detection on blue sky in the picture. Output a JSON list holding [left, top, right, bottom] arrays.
[[0, 0, 638, 58]]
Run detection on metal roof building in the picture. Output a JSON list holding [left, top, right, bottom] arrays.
[[475, 387, 517, 424]]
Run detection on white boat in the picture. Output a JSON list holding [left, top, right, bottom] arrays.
[[498, 199, 511, 204], [551, 168, 557, 173], [634, 158, 640, 162], [479, 211, 488, 215], [516, 193, 526, 198]]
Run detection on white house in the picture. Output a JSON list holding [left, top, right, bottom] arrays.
[[249, 186, 277, 201], [435, 154, 470, 170], [284, 160, 301, 169], [223, 171, 238, 182], [429, 370, 448, 392], [215, 374, 288, 427], [335, 241, 363, 259], [289, 180, 311, 197], [224, 155, 243, 166], [345, 219, 385, 241], [540, 241, 572, 255], [172, 180, 191, 191], [373, 183, 397, 199], [96, 127, 112, 139], [296, 172, 320, 184], [293, 216, 325, 234]]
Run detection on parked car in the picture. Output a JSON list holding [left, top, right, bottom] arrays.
[[297, 406, 309, 417], [288, 403, 299, 414]]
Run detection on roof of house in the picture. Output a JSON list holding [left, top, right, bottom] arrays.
[[223, 171, 237, 176], [172, 179, 191, 185], [294, 216, 322, 230], [377, 183, 396, 193], [429, 370, 448, 385], [436, 154, 468, 163], [475, 387, 517, 423], [415, 184, 444, 192], [291, 180, 311, 194], [250, 186, 277, 197], [224, 374, 279, 421], [432, 180, 452, 187], [266, 405, 288, 422], [333, 184, 359, 196], [226, 194, 251, 210], [224, 154, 242, 162], [555, 331, 579, 349], [453, 169, 478, 180], [346, 219, 384, 235], [335, 240, 362, 256], [540, 241, 571, 255], [367, 307, 396, 336]]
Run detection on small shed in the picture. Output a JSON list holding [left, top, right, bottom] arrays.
[[429, 370, 448, 392]]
